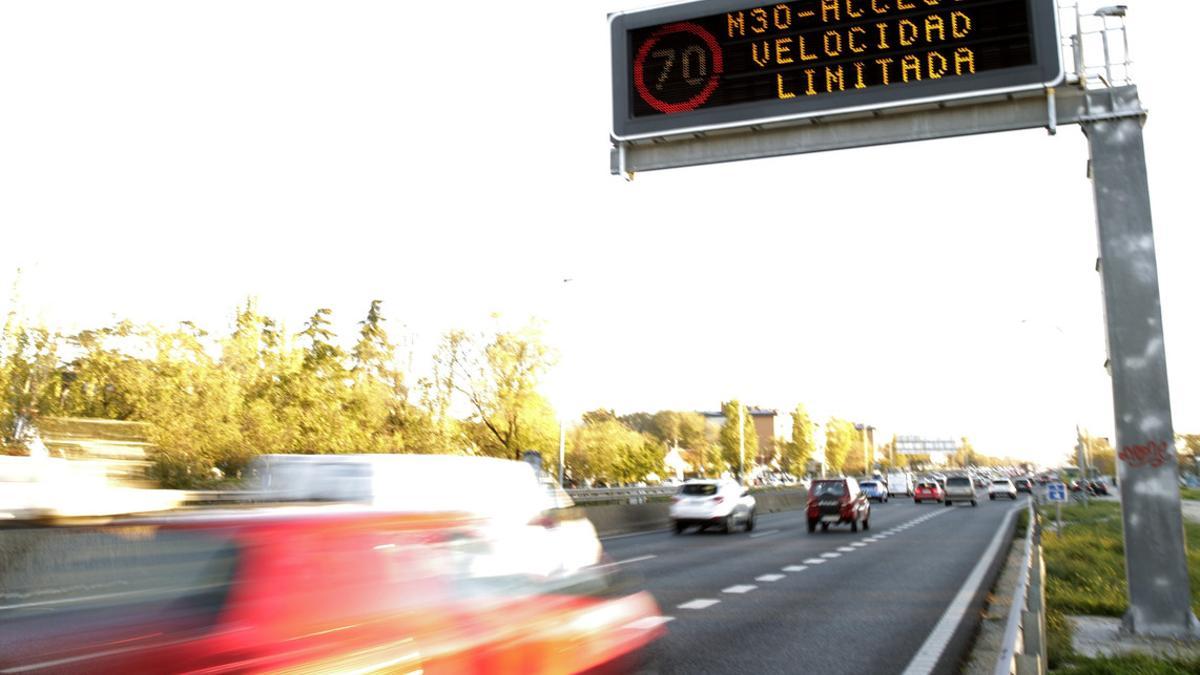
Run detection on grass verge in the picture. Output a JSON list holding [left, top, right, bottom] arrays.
[[1041, 500, 1200, 671], [1180, 487, 1200, 502]]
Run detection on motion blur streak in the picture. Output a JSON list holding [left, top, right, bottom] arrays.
[[0, 455, 667, 674]]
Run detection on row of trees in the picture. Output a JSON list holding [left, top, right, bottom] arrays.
[[4, 291, 1053, 488], [0, 300, 573, 487]]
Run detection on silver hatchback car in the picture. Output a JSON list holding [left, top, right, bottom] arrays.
[[943, 475, 978, 507], [670, 479, 757, 534]]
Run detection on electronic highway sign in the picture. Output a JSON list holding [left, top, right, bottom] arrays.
[[894, 436, 958, 455], [610, 0, 1063, 140]]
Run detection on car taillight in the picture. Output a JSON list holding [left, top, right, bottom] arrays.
[[529, 512, 560, 528], [671, 496, 681, 503], [712, 496, 724, 504]]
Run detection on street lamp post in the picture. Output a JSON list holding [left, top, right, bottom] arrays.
[[738, 403, 745, 482], [556, 278, 573, 488]]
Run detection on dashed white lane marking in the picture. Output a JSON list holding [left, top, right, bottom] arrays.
[[755, 574, 786, 582], [602, 554, 656, 567], [851, 542, 868, 548], [749, 529, 779, 539], [678, 599, 720, 610], [723, 585, 757, 594], [821, 552, 841, 559], [782, 565, 808, 572], [803, 558, 826, 565], [837, 546, 856, 552], [624, 616, 675, 630], [864, 537, 881, 542]]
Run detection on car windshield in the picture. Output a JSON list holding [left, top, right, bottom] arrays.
[[993, 479, 1010, 485], [681, 484, 718, 496], [811, 482, 846, 497], [860, 482, 877, 488]]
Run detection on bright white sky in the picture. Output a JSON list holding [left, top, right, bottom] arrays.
[[0, 1, 1194, 466]]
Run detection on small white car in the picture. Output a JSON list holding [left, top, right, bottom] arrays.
[[988, 478, 1018, 500], [670, 479, 757, 534]]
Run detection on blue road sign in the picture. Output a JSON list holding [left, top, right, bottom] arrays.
[[1047, 482, 1068, 502]]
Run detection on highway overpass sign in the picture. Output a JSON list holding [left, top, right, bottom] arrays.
[[610, 0, 1063, 141]]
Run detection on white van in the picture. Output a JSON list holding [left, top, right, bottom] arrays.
[[887, 472, 914, 497]]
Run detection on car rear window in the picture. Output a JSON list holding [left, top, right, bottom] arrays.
[[947, 477, 972, 487], [810, 481, 845, 497], [860, 481, 877, 488], [993, 479, 1010, 484], [681, 484, 718, 496]]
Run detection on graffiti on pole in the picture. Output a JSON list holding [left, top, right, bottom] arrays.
[[1118, 440, 1172, 469]]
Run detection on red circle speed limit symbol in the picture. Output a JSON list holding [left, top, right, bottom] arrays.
[[633, 22, 723, 114]]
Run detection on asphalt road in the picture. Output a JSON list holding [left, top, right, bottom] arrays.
[[600, 493, 1028, 675]]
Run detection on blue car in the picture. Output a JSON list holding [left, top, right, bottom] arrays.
[[859, 480, 889, 503]]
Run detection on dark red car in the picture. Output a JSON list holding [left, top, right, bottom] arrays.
[[0, 507, 666, 674], [806, 477, 871, 533], [913, 480, 945, 504]]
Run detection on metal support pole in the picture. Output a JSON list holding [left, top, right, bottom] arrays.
[[1083, 86, 1200, 639], [1075, 427, 1089, 507]]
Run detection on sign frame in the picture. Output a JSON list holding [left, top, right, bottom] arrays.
[[1047, 481, 1067, 502], [610, 0, 1064, 141]]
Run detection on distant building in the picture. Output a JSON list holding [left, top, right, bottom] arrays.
[[700, 408, 777, 466]]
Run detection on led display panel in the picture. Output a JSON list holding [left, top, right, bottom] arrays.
[[611, 0, 1062, 140]]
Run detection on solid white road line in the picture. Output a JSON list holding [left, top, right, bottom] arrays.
[[782, 565, 808, 572], [722, 585, 757, 594], [678, 599, 720, 610], [755, 574, 786, 582], [749, 529, 779, 539], [900, 505, 1021, 675]]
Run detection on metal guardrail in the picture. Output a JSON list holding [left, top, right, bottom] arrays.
[[564, 486, 678, 504], [179, 488, 676, 506], [180, 490, 265, 504], [182, 485, 807, 506], [994, 503, 1047, 675]]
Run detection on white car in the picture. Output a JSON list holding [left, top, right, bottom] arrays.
[[669, 479, 757, 534], [988, 478, 1018, 500]]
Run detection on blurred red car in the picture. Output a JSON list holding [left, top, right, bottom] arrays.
[[0, 507, 665, 674], [913, 480, 944, 504]]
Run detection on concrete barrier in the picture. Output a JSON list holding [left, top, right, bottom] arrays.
[[581, 487, 809, 537]]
